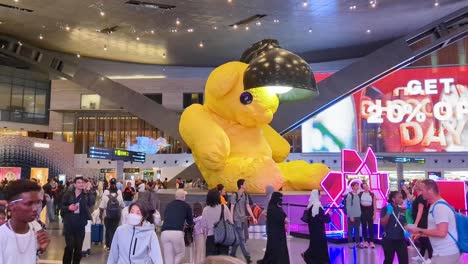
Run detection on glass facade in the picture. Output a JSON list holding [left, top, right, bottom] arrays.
[[63, 111, 186, 154], [0, 69, 50, 125]]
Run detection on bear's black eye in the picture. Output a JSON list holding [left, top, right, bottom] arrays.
[[240, 91, 253, 105]]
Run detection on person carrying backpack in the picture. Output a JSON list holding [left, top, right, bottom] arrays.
[[407, 179, 460, 264], [359, 182, 377, 248], [346, 182, 362, 249], [99, 185, 124, 251]]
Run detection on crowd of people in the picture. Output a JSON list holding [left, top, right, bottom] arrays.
[[0, 176, 463, 264]]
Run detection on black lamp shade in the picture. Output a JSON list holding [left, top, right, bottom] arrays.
[[241, 39, 318, 102]]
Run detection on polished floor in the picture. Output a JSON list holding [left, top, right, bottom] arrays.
[[37, 219, 468, 264]]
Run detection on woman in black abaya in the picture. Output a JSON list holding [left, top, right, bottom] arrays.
[[302, 189, 332, 264], [257, 192, 290, 264]]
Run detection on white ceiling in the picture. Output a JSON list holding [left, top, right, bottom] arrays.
[[0, 0, 467, 66]]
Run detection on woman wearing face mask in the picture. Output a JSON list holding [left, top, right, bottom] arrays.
[[257, 192, 290, 264], [107, 201, 163, 264]]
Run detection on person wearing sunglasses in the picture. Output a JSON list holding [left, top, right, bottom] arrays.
[[0, 179, 50, 264]]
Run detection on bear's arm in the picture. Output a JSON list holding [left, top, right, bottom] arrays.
[[260, 124, 290, 163], [179, 104, 230, 170]]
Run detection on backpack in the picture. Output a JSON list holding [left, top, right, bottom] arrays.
[[430, 200, 468, 253], [106, 194, 121, 219], [341, 193, 354, 215]]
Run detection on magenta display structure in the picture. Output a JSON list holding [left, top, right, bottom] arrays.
[[320, 148, 389, 238]]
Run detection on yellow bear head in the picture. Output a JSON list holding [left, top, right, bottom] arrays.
[[204, 61, 279, 127]]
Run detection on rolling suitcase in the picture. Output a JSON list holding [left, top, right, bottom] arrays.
[[91, 223, 104, 244], [82, 220, 92, 256]]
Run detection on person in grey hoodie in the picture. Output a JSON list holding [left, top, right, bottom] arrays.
[[346, 181, 363, 249], [107, 201, 163, 264]]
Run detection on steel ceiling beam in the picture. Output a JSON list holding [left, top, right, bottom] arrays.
[[0, 35, 182, 141], [271, 6, 468, 135]]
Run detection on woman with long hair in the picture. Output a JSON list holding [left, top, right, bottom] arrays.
[[380, 191, 409, 264], [203, 189, 232, 256], [257, 192, 289, 264], [192, 202, 206, 264], [107, 201, 162, 263], [301, 189, 332, 264]]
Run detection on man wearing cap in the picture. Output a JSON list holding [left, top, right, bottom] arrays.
[[161, 189, 194, 264]]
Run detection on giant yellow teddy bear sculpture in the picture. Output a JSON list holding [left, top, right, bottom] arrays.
[[179, 61, 330, 193]]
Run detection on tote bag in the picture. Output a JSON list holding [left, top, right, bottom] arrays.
[[214, 205, 238, 246]]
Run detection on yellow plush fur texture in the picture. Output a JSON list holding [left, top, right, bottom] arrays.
[[179, 61, 329, 193]]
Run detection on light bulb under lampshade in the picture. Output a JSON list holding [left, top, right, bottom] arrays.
[[240, 39, 318, 101]]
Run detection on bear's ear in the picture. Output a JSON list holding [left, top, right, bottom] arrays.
[[205, 61, 247, 98]]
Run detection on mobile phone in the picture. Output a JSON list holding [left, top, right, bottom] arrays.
[[30, 220, 43, 231]]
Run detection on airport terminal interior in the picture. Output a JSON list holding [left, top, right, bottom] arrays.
[[1, 0, 468, 263]]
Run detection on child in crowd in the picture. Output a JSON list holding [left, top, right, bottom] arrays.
[[192, 202, 206, 264]]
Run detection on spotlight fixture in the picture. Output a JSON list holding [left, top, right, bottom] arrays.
[[434, 1, 439, 7], [65, 25, 71, 31], [245, 26, 249, 31], [302, 1, 308, 7], [187, 28, 194, 32], [273, 19, 279, 23], [233, 24, 238, 29], [240, 39, 318, 101], [199, 41, 204, 48], [213, 26, 218, 30], [103, 45, 108, 51], [136, 36, 140, 41], [76, 53, 81, 58], [256, 21, 261, 26], [308, 28, 312, 33], [349, 5, 357, 10], [366, 29, 371, 34], [176, 18, 180, 25], [100, 10, 105, 16], [38, 34, 43, 40], [162, 53, 166, 58], [150, 30, 155, 34]]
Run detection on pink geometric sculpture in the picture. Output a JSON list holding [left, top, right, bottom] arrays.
[[320, 148, 389, 238]]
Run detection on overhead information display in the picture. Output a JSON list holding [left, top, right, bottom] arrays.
[[88, 146, 145, 163]]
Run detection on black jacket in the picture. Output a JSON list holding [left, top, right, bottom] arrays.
[[61, 190, 93, 234]]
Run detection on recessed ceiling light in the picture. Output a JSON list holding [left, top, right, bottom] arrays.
[[65, 26, 71, 31], [14, 0, 18, 2], [38, 34, 43, 40], [199, 41, 204, 48], [308, 28, 312, 33], [136, 37, 140, 41], [233, 24, 238, 29], [273, 19, 279, 23], [302, 1, 308, 7], [245, 26, 249, 31], [187, 28, 194, 32], [76, 53, 81, 58], [349, 5, 357, 10], [100, 11, 105, 16], [366, 29, 371, 34], [162, 53, 166, 58], [227, 0, 232, 3], [256, 21, 261, 26], [103, 45, 108, 51], [434, 1, 439, 7], [213, 26, 218, 30], [150, 30, 155, 34], [176, 18, 180, 25], [18, 41, 22, 46]]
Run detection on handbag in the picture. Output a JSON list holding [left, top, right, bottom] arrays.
[[300, 208, 311, 223], [214, 205, 238, 246]]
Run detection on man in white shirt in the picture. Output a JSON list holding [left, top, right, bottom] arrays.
[[407, 179, 460, 263], [0, 179, 50, 264]]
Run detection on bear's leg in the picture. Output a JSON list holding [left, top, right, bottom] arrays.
[[278, 161, 330, 191], [203, 157, 283, 194]]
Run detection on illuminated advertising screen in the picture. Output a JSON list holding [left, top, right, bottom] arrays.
[[31, 168, 49, 185], [0, 167, 21, 181], [127, 136, 171, 155], [302, 66, 468, 153]]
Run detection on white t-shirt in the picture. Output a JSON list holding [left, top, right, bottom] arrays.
[[428, 199, 459, 256], [360, 192, 373, 206], [0, 223, 38, 264]]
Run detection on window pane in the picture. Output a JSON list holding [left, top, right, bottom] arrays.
[[34, 88, 46, 115], [10, 86, 23, 110], [23, 87, 35, 113], [81, 94, 101, 110], [0, 82, 10, 110]]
